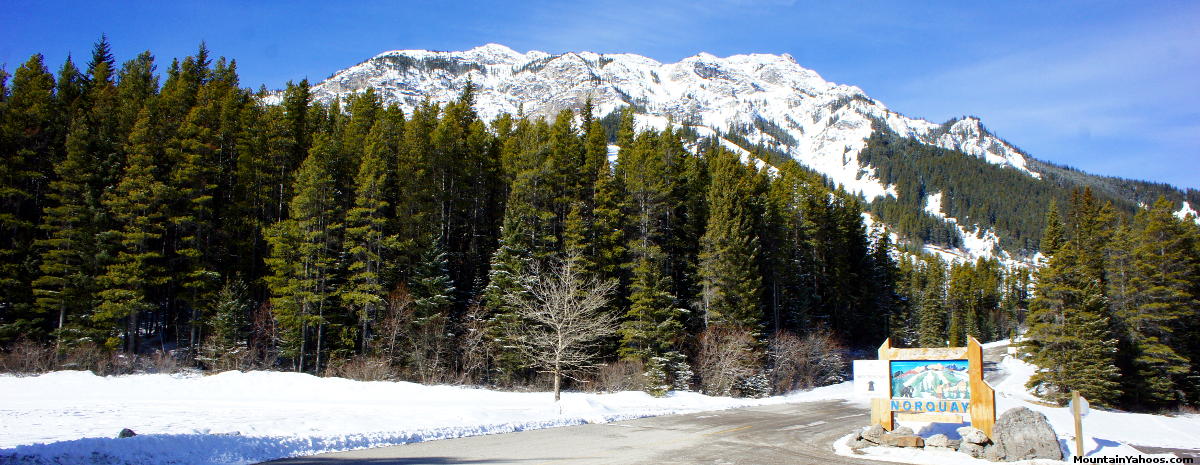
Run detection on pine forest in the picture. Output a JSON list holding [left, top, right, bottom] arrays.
[[2, 39, 1199, 410]]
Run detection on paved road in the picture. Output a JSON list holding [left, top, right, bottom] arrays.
[[267, 346, 1017, 465], [266, 400, 892, 465], [267, 343, 1194, 464]]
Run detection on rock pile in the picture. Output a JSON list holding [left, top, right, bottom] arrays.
[[846, 407, 1062, 462]]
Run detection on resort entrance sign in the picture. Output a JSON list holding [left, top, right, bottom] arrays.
[[868, 337, 996, 438]]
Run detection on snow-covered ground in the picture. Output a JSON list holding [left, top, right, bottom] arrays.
[[837, 340, 1200, 464], [6, 340, 1198, 465], [0, 370, 857, 465]]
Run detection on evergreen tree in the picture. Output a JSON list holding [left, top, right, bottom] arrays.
[[1023, 238, 1121, 406], [55, 56, 86, 122], [481, 120, 557, 382], [394, 100, 438, 272], [227, 96, 274, 286], [697, 147, 763, 331], [115, 52, 158, 138], [32, 38, 127, 346], [999, 266, 1031, 339], [282, 79, 312, 172], [916, 256, 948, 347], [82, 35, 123, 192], [562, 201, 594, 272], [0, 54, 58, 341], [33, 116, 104, 348], [544, 109, 584, 221], [341, 117, 401, 353], [169, 92, 225, 349], [581, 101, 608, 200], [407, 241, 456, 378], [264, 134, 343, 373], [1180, 217, 1200, 404], [590, 158, 628, 284], [758, 163, 820, 335], [94, 108, 170, 351], [620, 243, 685, 393], [1040, 199, 1065, 257], [1122, 197, 1195, 406], [616, 124, 687, 389], [197, 278, 251, 368], [868, 232, 903, 342]]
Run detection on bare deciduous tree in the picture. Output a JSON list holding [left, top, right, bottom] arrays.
[[505, 257, 618, 401], [767, 329, 846, 393], [373, 284, 452, 384], [374, 286, 414, 364], [454, 301, 490, 384], [696, 324, 759, 396]]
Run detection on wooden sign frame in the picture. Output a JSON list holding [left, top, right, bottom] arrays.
[[870, 336, 996, 438]]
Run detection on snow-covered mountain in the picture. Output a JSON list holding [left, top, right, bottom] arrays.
[[309, 44, 1038, 197], [298, 44, 1057, 262]]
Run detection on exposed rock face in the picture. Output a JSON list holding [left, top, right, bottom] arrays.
[[117, 428, 136, 438], [987, 407, 1063, 461], [300, 44, 1042, 210]]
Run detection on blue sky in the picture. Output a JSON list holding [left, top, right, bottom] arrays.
[[3, 1, 1197, 189]]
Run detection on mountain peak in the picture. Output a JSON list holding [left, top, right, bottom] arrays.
[[470, 43, 518, 55]]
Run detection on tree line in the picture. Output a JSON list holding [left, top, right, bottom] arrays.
[[1, 39, 905, 396]]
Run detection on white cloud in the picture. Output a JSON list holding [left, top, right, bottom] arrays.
[[889, 6, 1200, 187]]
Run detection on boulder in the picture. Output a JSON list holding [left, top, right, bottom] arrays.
[[892, 425, 915, 436], [849, 438, 874, 451], [959, 441, 987, 458], [861, 424, 886, 444], [925, 434, 950, 448], [985, 445, 1002, 462], [988, 407, 1062, 461], [947, 439, 962, 449], [957, 426, 990, 445], [882, 433, 925, 448], [117, 428, 136, 438]]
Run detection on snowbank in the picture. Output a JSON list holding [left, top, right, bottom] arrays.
[[0, 370, 856, 465]]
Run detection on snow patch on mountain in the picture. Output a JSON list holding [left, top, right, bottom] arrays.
[[924, 192, 946, 219], [1175, 201, 1200, 224], [916, 191, 1018, 265]]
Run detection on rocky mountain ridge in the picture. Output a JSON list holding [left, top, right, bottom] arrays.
[[295, 44, 1196, 263]]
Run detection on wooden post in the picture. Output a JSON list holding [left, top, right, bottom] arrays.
[[875, 339, 894, 431], [1072, 391, 1083, 458], [871, 397, 893, 431], [967, 337, 995, 438]]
